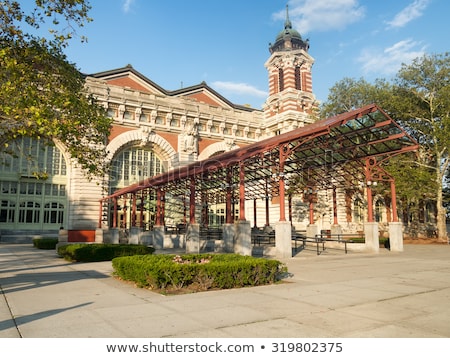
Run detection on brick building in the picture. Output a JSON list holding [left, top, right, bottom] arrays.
[[0, 8, 428, 244]]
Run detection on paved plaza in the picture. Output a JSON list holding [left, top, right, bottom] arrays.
[[1, 243, 449, 338]]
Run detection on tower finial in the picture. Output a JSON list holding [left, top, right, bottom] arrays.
[[285, 4, 292, 30]]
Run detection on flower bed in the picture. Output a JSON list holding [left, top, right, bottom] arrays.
[[112, 253, 287, 294]]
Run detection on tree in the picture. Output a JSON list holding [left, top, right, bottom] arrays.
[[320, 77, 392, 117], [0, 0, 112, 178], [387, 53, 450, 240], [320, 55, 450, 240], [383, 153, 437, 228]]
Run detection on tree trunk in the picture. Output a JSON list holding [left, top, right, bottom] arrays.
[[435, 153, 448, 241]]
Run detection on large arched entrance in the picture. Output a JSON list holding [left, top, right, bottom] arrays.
[[108, 144, 165, 230]]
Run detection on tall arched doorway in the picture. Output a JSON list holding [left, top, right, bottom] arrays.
[[108, 144, 164, 230]]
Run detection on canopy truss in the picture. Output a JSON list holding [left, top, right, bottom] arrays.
[[100, 104, 419, 226]]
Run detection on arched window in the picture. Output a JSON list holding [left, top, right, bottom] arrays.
[[278, 68, 284, 92], [353, 198, 364, 223], [0, 137, 67, 230], [109, 146, 165, 230], [0, 137, 66, 176], [110, 146, 163, 191], [295, 66, 301, 90]]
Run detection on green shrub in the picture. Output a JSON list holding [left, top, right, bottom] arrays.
[[112, 253, 287, 292], [57, 243, 154, 262], [33, 238, 58, 250]]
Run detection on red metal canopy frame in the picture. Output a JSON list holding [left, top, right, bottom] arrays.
[[99, 103, 419, 228]]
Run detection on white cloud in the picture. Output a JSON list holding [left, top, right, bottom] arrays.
[[122, 0, 135, 13], [211, 81, 268, 98], [357, 39, 426, 76], [386, 0, 431, 28], [273, 0, 366, 34]]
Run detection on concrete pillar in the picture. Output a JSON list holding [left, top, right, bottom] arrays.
[[153, 225, 165, 250], [140, 231, 153, 246], [331, 224, 342, 239], [95, 228, 103, 243], [364, 222, 379, 252], [56, 229, 68, 250], [185, 223, 200, 253], [58, 229, 68, 244], [110, 228, 119, 244], [234, 220, 252, 256], [101, 228, 112, 244], [275, 221, 292, 259], [223, 223, 235, 253], [306, 223, 319, 239], [129, 227, 142, 245], [389, 222, 403, 252]]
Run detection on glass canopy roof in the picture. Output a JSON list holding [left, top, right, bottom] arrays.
[[103, 104, 419, 205]]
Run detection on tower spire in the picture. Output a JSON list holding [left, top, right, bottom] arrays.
[[284, 4, 292, 30]]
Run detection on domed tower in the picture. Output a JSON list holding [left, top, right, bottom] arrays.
[[263, 5, 317, 135]]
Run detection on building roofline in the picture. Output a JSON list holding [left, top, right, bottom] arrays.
[[86, 65, 261, 112]]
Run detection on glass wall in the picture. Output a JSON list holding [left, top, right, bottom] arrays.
[[109, 145, 164, 229], [0, 138, 67, 230]]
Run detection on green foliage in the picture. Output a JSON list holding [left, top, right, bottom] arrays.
[[57, 243, 155, 262], [0, 1, 112, 179], [320, 52, 450, 238], [32, 237, 58, 249], [112, 253, 288, 293], [320, 77, 392, 118]]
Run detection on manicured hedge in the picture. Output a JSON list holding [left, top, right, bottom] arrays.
[[33, 238, 59, 250], [57, 243, 155, 262], [112, 253, 287, 292]]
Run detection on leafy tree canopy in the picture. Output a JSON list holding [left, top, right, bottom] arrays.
[[320, 53, 450, 239], [0, 0, 112, 178]]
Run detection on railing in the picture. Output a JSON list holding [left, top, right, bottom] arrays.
[[199, 227, 223, 241], [165, 224, 186, 234], [291, 233, 325, 255], [251, 232, 275, 246], [292, 231, 363, 255]]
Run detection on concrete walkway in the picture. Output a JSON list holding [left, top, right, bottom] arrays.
[[0, 243, 449, 338]]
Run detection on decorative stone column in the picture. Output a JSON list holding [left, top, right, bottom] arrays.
[[364, 222, 379, 252], [223, 223, 235, 253], [95, 228, 104, 243], [185, 223, 200, 253], [57, 228, 68, 250], [153, 225, 165, 250], [110, 228, 119, 244], [129, 227, 142, 245], [331, 224, 342, 238], [140, 230, 153, 246], [275, 221, 292, 258], [234, 220, 252, 256], [306, 223, 319, 240], [389, 222, 403, 252]]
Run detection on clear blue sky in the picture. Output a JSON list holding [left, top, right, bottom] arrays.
[[61, 0, 449, 109]]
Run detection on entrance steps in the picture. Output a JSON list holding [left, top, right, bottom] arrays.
[[0, 229, 58, 243]]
